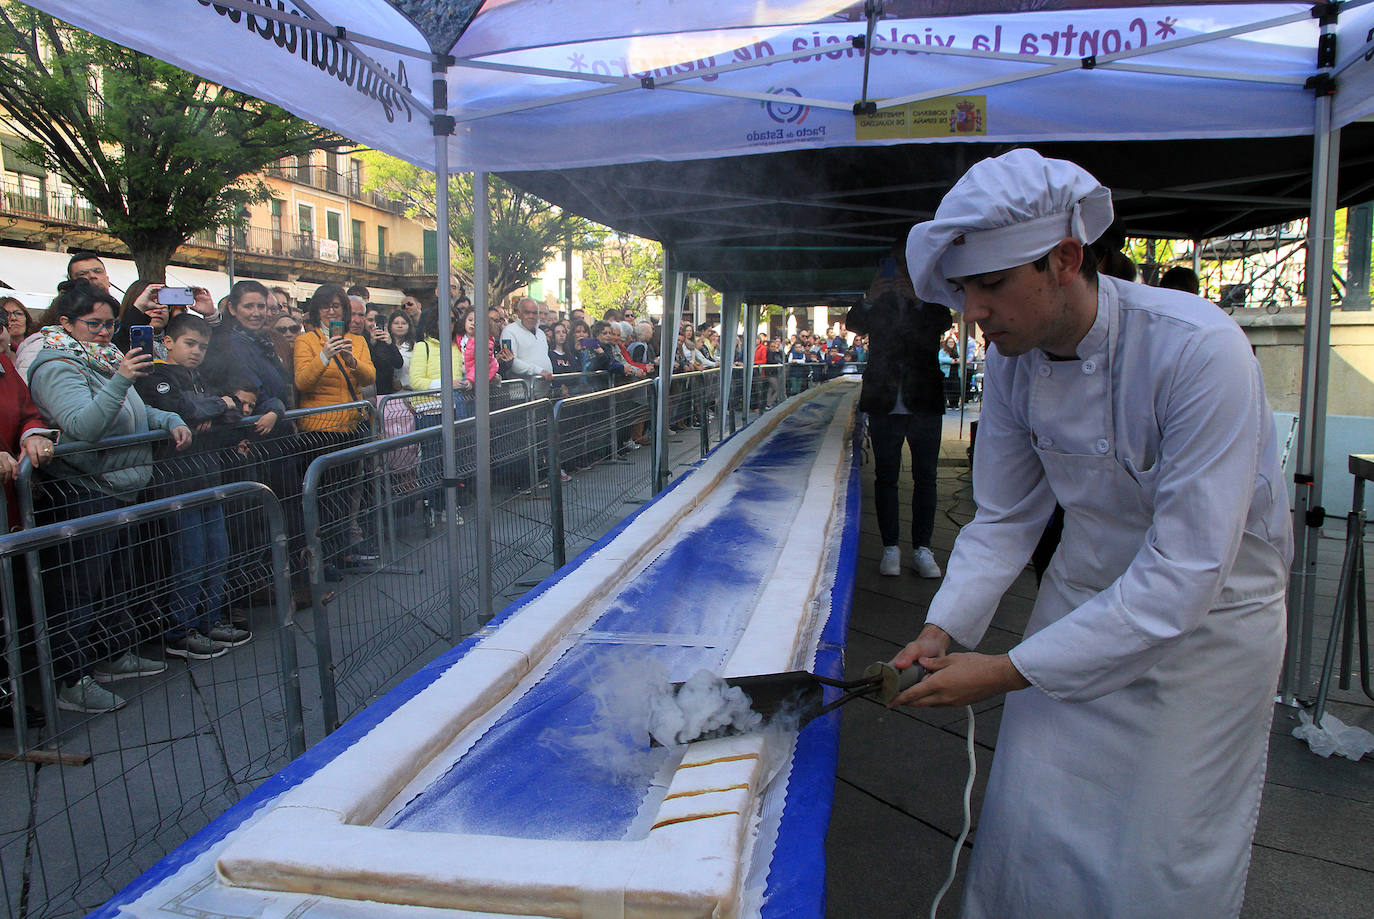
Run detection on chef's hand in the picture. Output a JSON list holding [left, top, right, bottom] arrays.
[[890, 625, 1029, 708], [892, 623, 951, 671]]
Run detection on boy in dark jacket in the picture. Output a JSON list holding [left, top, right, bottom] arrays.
[[136, 313, 257, 659]]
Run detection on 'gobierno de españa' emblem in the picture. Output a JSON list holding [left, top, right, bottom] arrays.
[[949, 101, 983, 134]]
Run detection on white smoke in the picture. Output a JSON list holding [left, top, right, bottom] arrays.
[[647, 669, 764, 746]]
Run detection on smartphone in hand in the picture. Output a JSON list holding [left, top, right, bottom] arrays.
[[129, 324, 155, 356], [156, 286, 195, 306], [328, 319, 345, 339]]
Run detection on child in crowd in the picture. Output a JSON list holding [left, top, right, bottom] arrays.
[[136, 313, 263, 659]]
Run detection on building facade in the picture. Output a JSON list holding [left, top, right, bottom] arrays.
[[0, 142, 438, 307]]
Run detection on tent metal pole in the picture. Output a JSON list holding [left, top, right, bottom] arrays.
[[1283, 82, 1341, 704], [718, 293, 740, 443], [432, 66, 464, 637], [741, 302, 760, 420], [473, 171, 494, 623], [654, 257, 683, 492]]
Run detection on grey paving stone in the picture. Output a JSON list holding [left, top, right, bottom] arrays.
[[834, 691, 991, 841], [1254, 781, 1374, 872], [826, 780, 969, 919], [1242, 843, 1374, 919]]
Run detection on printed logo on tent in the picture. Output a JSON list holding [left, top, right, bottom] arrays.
[[744, 87, 825, 148], [762, 88, 810, 125]]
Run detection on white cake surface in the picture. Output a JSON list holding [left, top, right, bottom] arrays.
[[195, 381, 861, 918]]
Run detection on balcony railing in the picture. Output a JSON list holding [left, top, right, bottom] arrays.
[[191, 224, 427, 275], [0, 181, 105, 228], [262, 163, 407, 214]]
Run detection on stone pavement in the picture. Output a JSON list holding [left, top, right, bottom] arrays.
[[827, 408, 1374, 918]]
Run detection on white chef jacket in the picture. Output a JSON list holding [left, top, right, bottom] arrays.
[[926, 276, 1290, 919]]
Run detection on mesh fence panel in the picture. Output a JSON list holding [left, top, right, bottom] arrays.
[[0, 484, 298, 919], [303, 397, 556, 727]]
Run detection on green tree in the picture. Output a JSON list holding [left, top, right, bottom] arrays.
[[0, 5, 345, 280], [358, 151, 589, 307], [579, 232, 662, 316]]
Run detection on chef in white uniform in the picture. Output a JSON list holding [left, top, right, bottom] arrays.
[[890, 149, 1291, 919]]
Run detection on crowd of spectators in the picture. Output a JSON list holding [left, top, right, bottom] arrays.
[[0, 253, 964, 724], [0, 256, 801, 721]]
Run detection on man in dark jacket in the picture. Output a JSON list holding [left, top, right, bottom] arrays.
[[845, 244, 951, 578]]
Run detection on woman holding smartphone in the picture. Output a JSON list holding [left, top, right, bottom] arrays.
[[293, 284, 375, 430], [292, 284, 376, 573], [27, 280, 192, 713]]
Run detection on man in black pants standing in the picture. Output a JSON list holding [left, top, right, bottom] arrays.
[[846, 242, 951, 578]]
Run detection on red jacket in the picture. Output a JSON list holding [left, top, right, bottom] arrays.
[[0, 352, 51, 529], [753, 342, 768, 364]]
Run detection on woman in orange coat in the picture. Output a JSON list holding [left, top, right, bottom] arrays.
[[293, 284, 375, 432], [293, 284, 377, 572]]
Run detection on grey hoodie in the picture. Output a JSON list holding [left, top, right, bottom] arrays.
[[27, 348, 185, 499]]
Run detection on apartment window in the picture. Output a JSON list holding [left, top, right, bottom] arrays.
[[18, 174, 42, 200], [297, 203, 314, 236], [270, 199, 284, 254], [324, 151, 340, 193], [348, 159, 362, 197], [351, 219, 364, 257], [325, 210, 341, 243], [376, 225, 387, 259]]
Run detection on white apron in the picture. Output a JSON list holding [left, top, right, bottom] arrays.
[[959, 293, 1287, 919]]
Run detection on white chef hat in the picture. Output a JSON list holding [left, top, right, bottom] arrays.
[[906, 148, 1114, 311]]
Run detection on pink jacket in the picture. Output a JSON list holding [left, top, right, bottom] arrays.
[[460, 335, 498, 382]]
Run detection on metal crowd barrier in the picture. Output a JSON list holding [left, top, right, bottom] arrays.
[[0, 482, 301, 919], [301, 397, 555, 731], [548, 378, 658, 565]]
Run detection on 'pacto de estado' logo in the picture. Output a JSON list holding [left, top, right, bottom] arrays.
[[763, 87, 810, 125]]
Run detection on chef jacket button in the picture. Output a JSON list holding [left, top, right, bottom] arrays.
[[1096, 438, 1110, 454], [1082, 360, 1097, 374], [1038, 364, 1052, 378]]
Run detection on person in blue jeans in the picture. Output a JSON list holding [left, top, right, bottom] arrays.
[[136, 313, 256, 659], [845, 242, 952, 579]]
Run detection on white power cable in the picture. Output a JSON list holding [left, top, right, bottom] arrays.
[[929, 705, 976, 919]]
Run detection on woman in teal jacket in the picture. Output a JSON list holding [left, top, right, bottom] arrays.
[[26, 280, 190, 714]]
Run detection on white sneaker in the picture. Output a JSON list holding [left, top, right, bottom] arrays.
[[913, 546, 942, 579], [879, 546, 901, 576]]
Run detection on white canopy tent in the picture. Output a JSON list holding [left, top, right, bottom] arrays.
[[23, 0, 1374, 701]]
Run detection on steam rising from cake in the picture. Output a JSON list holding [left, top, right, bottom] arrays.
[[647, 669, 764, 746]]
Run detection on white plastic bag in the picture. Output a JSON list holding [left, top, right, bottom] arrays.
[[1293, 709, 1374, 760]]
